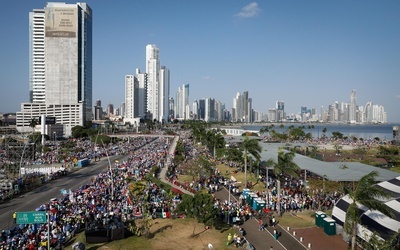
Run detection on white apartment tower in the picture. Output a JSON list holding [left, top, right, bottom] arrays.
[[17, 2, 92, 137], [146, 44, 160, 121], [29, 8, 46, 103], [125, 75, 139, 120], [175, 84, 189, 120], [349, 90, 357, 123]]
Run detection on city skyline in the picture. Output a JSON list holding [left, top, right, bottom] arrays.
[[1, 0, 399, 123]]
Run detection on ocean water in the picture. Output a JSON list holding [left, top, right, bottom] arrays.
[[241, 123, 399, 140]]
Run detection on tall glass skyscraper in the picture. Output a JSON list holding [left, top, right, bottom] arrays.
[[17, 2, 92, 137]]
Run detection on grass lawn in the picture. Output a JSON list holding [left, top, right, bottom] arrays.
[[65, 218, 238, 250], [390, 166, 400, 173]]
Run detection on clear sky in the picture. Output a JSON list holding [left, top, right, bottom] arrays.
[[1, 0, 399, 123]]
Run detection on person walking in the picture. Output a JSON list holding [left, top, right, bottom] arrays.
[[273, 229, 278, 240], [258, 218, 264, 231]]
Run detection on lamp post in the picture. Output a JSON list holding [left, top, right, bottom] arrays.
[[228, 180, 231, 204]]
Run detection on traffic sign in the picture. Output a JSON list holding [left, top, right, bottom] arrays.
[[16, 211, 47, 224]]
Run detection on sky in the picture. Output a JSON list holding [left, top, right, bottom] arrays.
[[1, 0, 399, 123]]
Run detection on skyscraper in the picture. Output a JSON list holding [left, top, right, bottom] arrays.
[[125, 75, 139, 120], [159, 66, 170, 122], [276, 100, 284, 122], [232, 91, 252, 122], [135, 68, 147, 119], [349, 90, 357, 123], [175, 84, 189, 120], [146, 44, 160, 121], [17, 2, 92, 136]]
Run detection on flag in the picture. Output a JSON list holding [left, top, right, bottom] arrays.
[[69, 189, 75, 203], [127, 195, 133, 205], [160, 211, 170, 218]]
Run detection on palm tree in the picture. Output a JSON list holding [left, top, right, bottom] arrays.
[[273, 149, 300, 216], [29, 118, 38, 134], [344, 171, 394, 250], [206, 130, 224, 157], [241, 136, 262, 187]]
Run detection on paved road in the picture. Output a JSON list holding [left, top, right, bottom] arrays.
[[0, 154, 129, 231]]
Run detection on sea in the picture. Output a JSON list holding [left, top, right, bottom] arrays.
[[241, 123, 399, 141]]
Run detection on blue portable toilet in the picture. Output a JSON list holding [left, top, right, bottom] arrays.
[[242, 188, 250, 199], [253, 198, 260, 210]]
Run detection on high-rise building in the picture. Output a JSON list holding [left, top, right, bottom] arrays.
[[17, 2, 92, 136], [94, 99, 102, 120], [125, 75, 139, 120], [135, 68, 147, 119], [205, 98, 215, 122], [349, 90, 357, 123], [276, 100, 284, 122], [192, 100, 199, 120], [175, 84, 189, 119], [107, 104, 114, 117], [159, 66, 170, 122], [168, 97, 175, 120], [198, 99, 206, 120], [146, 44, 160, 121], [232, 91, 253, 122]]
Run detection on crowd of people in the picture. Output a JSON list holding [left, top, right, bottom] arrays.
[[0, 127, 353, 249], [0, 135, 179, 250]]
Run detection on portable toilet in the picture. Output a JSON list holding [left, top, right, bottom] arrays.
[[315, 211, 327, 227], [323, 217, 336, 235], [253, 198, 260, 210], [257, 200, 266, 213], [250, 193, 258, 206], [242, 188, 250, 199], [246, 192, 255, 204]]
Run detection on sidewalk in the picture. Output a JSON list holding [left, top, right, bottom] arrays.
[[158, 135, 194, 196]]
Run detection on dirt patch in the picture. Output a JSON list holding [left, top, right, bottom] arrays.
[[148, 218, 227, 250], [96, 218, 234, 250]]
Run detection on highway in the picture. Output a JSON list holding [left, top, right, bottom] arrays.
[[0, 154, 130, 231]]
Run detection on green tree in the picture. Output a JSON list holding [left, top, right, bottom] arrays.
[[320, 127, 327, 139], [29, 118, 38, 134], [333, 142, 343, 156], [288, 127, 306, 141], [331, 131, 344, 140], [241, 136, 262, 186], [175, 192, 221, 227], [225, 147, 243, 163], [344, 171, 394, 250], [71, 125, 87, 138], [206, 129, 225, 157]]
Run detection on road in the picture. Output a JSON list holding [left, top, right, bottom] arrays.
[[0, 154, 129, 231]]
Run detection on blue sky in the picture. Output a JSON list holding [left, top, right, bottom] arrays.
[[1, 0, 399, 123]]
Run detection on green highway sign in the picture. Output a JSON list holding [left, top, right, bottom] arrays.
[[16, 211, 47, 224]]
